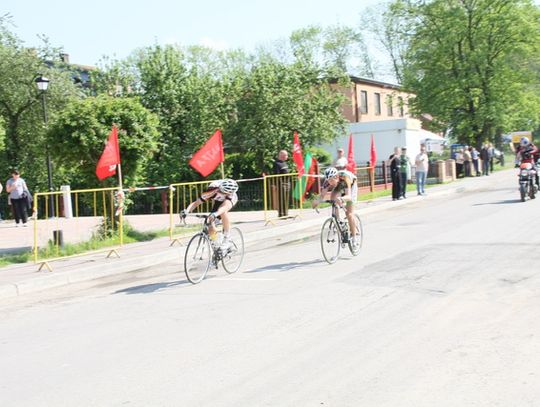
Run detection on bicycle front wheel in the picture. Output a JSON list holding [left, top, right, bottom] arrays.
[[347, 214, 363, 256], [320, 217, 341, 264], [221, 227, 245, 274], [184, 233, 212, 284]]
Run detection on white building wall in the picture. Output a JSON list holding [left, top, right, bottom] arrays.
[[322, 118, 433, 165]]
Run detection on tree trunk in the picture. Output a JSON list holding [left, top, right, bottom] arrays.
[[5, 115, 21, 167]]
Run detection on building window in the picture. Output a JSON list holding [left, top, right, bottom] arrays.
[[374, 93, 381, 115], [360, 90, 368, 114], [398, 96, 404, 117], [386, 95, 393, 116]]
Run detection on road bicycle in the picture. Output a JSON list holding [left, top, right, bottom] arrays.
[[318, 200, 363, 264], [182, 214, 245, 284]]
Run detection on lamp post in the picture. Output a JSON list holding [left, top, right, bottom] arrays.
[[35, 75, 55, 217]]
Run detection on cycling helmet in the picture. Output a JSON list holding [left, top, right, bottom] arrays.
[[219, 179, 238, 194], [520, 137, 530, 147], [324, 167, 339, 179]]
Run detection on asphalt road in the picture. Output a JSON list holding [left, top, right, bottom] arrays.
[[1, 170, 539, 407]]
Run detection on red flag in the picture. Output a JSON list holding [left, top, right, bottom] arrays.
[[346, 133, 356, 173], [189, 130, 224, 177], [96, 126, 121, 181], [304, 157, 319, 196], [369, 134, 377, 167], [293, 131, 305, 177]]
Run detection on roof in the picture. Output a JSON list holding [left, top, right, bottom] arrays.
[[348, 75, 402, 91]]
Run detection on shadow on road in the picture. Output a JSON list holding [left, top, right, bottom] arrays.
[[472, 199, 523, 206], [114, 280, 189, 295], [246, 259, 322, 273]]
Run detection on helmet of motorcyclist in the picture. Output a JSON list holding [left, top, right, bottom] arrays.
[[219, 179, 238, 194], [520, 137, 530, 147], [324, 167, 339, 179]]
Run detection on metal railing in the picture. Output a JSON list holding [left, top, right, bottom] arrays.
[[32, 187, 123, 271]]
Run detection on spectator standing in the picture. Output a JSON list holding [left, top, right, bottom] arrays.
[[6, 170, 30, 227], [415, 146, 429, 196], [273, 150, 290, 218], [471, 147, 480, 176], [488, 143, 496, 172], [480, 144, 490, 175], [334, 148, 348, 170], [389, 147, 402, 201], [455, 149, 464, 178], [463, 146, 472, 177], [399, 147, 411, 199]]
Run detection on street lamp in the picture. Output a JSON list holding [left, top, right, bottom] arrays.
[[35, 75, 55, 217]]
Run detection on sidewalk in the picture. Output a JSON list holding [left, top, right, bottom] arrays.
[[0, 169, 514, 301]]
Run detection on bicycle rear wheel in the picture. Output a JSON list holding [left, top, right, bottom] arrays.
[[184, 233, 212, 284], [221, 227, 245, 274], [348, 214, 363, 256], [320, 217, 341, 264]]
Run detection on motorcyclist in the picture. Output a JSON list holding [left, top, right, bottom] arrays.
[[516, 137, 539, 186]]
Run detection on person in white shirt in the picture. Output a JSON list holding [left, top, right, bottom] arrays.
[[6, 170, 30, 226], [415, 146, 429, 196], [334, 148, 348, 170]]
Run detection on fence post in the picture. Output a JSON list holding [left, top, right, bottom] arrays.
[[263, 175, 268, 223], [382, 161, 388, 189], [436, 160, 446, 183], [169, 186, 174, 240]]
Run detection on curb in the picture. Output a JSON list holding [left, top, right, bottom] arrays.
[[0, 179, 483, 301]]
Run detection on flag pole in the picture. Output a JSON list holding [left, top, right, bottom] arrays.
[[117, 163, 124, 245], [220, 162, 225, 179]]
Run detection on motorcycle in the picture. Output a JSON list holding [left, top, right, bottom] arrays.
[[518, 162, 537, 202]]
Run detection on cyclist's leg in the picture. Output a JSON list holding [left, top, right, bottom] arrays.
[[347, 182, 359, 236], [217, 200, 233, 233], [345, 201, 357, 235], [330, 191, 341, 220], [214, 194, 237, 235]]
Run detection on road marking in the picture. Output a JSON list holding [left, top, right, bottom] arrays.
[[211, 278, 276, 281]]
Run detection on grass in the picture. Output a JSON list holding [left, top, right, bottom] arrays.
[[0, 223, 198, 268]]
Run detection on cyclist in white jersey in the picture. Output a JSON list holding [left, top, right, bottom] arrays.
[[181, 179, 239, 249], [312, 167, 360, 245]]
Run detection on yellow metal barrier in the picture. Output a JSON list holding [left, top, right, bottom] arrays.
[[168, 177, 268, 243], [32, 187, 123, 271], [263, 173, 304, 225], [168, 180, 216, 245]]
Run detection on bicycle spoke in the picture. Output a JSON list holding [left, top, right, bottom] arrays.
[[184, 234, 212, 284], [222, 228, 245, 274], [320, 217, 341, 264]]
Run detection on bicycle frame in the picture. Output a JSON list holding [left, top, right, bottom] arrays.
[[182, 213, 223, 267], [318, 200, 350, 242]]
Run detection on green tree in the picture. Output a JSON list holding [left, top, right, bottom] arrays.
[[231, 53, 347, 171], [398, 0, 540, 146], [48, 96, 160, 188], [0, 16, 81, 188], [133, 44, 242, 182]]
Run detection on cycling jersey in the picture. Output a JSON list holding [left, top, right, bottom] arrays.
[[323, 170, 357, 192], [323, 170, 358, 202], [199, 180, 239, 206]]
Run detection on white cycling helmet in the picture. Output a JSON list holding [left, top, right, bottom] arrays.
[[219, 179, 238, 194], [324, 167, 339, 179], [520, 137, 530, 147]]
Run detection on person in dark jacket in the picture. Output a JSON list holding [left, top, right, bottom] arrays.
[[480, 144, 490, 175], [273, 150, 290, 217], [389, 147, 402, 201]]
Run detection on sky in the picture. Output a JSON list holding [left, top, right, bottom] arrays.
[[2, 0, 382, 67]]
